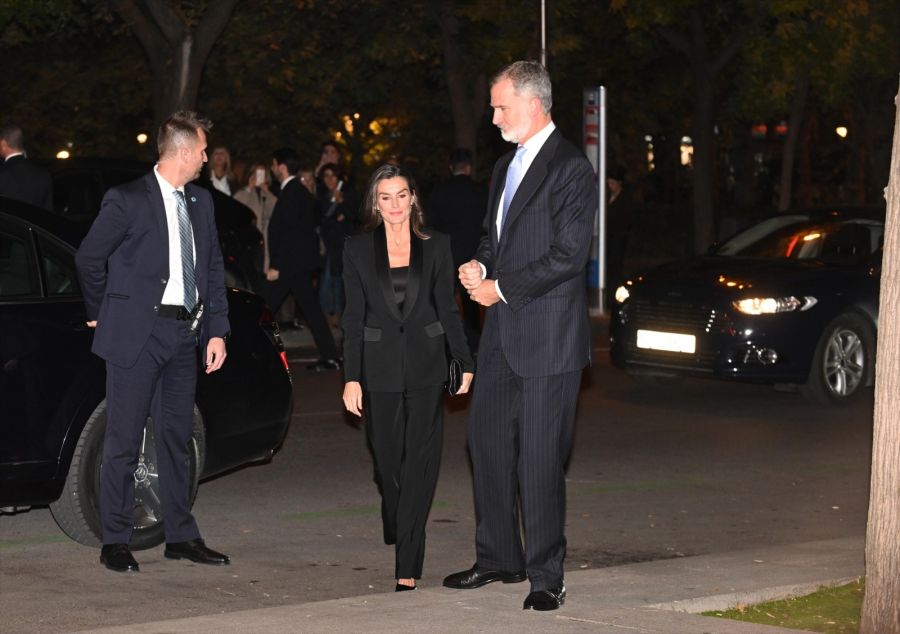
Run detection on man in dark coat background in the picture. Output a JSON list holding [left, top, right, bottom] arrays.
[[264, 148, 341, 372], [427, 148, 488, 354], [0, 123, 53, 211]]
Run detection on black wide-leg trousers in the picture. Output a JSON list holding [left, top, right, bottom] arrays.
[[366, 385, 444, 579]]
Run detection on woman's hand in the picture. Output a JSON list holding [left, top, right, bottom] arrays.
[[456, 372, 475, 395], [343, 381, 363, 416]]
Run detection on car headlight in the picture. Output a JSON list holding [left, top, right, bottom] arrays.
[[614, 285, 630, 303], [732, 296, 817, 315]]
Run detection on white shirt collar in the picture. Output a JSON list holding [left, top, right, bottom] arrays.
[[153, 164, 184, 197], [4, 152, 24, 162], [281, 175, 296, 188], [519, 120, 556, 156]]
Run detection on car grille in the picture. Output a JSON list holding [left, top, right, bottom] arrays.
[[629, 300, 729, 333], [620, 300, 731, 369]]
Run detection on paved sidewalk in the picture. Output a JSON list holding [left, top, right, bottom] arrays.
[[76, 536, 863, 633]]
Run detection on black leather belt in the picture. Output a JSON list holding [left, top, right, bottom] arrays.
[[158, 304, 190, 320]]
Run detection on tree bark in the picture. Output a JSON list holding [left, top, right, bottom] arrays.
[[778, 74, 809, 211], [440, 2, 486, 166], [110, 0, 239, 127], [690, 66, 715, 250], [860, 80, 900, 634], [658, 4, 762, 252]]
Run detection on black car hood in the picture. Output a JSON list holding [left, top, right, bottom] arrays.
[[630, 256, 841, 301]]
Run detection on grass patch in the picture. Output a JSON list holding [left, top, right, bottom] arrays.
[[703, 578, 864, 633]]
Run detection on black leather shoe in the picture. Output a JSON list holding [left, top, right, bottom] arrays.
[[306, 358, 341, 372], [100, 543, 139, 573], [395, 583, 417, 592], [164, 538, 230, 565], [442, 565, 526, 589], [523, 584, 566, 611]]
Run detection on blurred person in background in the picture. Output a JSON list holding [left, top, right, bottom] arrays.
[[206, 146, 237, 195], [427, 148, 488, 354], [0, 122, 53, 211], [233, 162, 277, 272], [317, 162, 356, 329]]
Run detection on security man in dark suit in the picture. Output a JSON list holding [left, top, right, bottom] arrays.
[[0, 123, 53, 211], [75, 111, 231, 573], [427, 148, 488, 353], [444, 61, 598, 612], [264, 148, 341, 371]]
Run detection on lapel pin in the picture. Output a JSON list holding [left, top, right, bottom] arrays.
[[190, 196, 197, 203]]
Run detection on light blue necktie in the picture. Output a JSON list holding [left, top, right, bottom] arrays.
[[500, 145, 527, 235], [173, 190, 196, 311]]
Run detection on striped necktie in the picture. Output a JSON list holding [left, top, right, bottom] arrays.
[[173, 190, 196, 311]]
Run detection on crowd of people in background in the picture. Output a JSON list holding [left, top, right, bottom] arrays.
[[0, 119, 634, 369], [190, 139, 493, 367]]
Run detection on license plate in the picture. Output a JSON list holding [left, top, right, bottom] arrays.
[[636, 329, 696, 354]]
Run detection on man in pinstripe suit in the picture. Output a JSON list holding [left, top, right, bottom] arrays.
[[443, 61, 597, 611]]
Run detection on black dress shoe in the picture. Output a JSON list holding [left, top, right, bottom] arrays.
[[523, 584, 566, 611], [100, 543, 139, 573], [395, 583, 417, 592], [442, 565, 527, 589], [164, 538, 230, 565], [306, 358, 341, 372]]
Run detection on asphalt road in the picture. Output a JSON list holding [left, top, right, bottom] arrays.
[[0, 330, 873, 633]]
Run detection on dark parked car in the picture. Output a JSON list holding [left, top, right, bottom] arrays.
[[47, 157, 263, 291], [0, 197, 293, 548], [610, 207, 884, 405]]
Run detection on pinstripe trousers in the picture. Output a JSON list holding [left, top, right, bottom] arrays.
[[467, 318, 580, 592]]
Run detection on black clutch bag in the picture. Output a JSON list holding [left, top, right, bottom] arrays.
[[447, 357, 463, 396]]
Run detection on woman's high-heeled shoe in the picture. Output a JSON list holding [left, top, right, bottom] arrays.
[[395, 583, 417, 592]]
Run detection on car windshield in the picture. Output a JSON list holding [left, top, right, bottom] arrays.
[[715, 214, 883, 264]]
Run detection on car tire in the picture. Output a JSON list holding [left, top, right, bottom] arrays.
[[49, 400, 205, 550], [800, 312, 875, 406]]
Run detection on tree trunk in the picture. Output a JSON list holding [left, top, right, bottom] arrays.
[[860, 81, 900, 634], [110, 0, 239, 128], [691, 68, 716, 251], [797, 113, 816, 207], [778, 74, 809, 211], [440, 2, 486, 166]]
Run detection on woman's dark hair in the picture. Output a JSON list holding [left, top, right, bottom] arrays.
[[360, 164, 429, 239], [319, 162, 344, 181]]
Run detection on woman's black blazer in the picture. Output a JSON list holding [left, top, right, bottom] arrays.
[[342, 223, 474, 392]]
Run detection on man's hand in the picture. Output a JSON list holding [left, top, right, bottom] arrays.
[[205, 337, 227, 374], [470, 279, 501, 307], [266, 268, 280, 281], [458, 260, 482, 290], [86, 321, 97, 328], [343, 381, 363, 416]]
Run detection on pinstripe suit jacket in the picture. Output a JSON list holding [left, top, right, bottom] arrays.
[[475, 128, 597, 378]]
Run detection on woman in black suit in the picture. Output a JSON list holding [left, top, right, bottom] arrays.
[[342, 164, 474, 591]]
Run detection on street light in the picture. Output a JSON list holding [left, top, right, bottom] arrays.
[[56, 150, 70, 159], [136, 133, 148, 144], [835, 126, 848, 138]]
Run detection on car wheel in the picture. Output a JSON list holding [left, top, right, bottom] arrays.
[[49, 400, 205, 550], [800, 313, 875, 406]]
